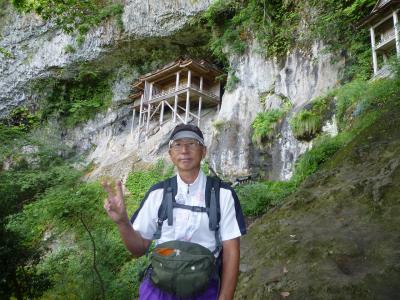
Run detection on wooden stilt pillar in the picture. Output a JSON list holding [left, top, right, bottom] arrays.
[[174, 72, 180, 123], [146, 104, 151, 137], [394, 10, 400, 57], [187, 70, 191, 88], [198, 76, 203, 127], [198, 97, 202, 127], [146, 83, 153, 136], [185, 90, 190, 124], [370, 27, 378, 75], [138, 95, 144, 128], [184, 70, 192, 124], [160, 101, 164, 126], [131, 108, 136, 137]]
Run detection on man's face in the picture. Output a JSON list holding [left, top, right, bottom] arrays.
[[168, 138, 206, 173]]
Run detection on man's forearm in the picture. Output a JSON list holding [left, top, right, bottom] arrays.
[[218, 238, 240, 300], [117, 221, 150, 257]]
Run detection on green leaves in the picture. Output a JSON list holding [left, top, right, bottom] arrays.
[[252, 109, 285, 145], [236, 181, 295, 216], [125, 160, 174, 208], [11, 0, 124, 37]]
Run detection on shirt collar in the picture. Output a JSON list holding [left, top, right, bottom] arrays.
[[176, 170, 206, 195]]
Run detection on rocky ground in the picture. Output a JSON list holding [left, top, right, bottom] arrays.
[[236, 101, 400, 299]]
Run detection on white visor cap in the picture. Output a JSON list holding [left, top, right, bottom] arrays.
[[171, 130, 205, 146]]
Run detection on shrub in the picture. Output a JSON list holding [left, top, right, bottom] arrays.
[[252, 109, 284, 144], [225, 72, 240, 92], [236, 181, 295, 216], [125, 160, 174, 208], [292, 135, 345, 185], [335, 79, 369, 130], [36, 75, 112, 127], [290, 110, 322, 141]]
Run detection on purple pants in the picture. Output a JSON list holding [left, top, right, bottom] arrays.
[[139, 276, 219, 300]]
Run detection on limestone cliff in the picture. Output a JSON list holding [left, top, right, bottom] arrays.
[[0, 1, 340, 181], [235, 98, 400, 299]]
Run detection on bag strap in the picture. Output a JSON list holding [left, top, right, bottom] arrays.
[[206, 176, 222, 255], [152, 177, 176, 240]]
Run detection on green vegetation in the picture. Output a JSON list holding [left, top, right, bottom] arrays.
[[225, 72, 240, 92], [202, 0, 301, 61], [11, 0, 124, 43], [1, 131, 170, 298], [0, 46, 13, 58], [236, 181, 295, 216], [238, 60, 400, 217], [201, 0, 375, 81], [252, 109, 285, 145], [125, 160, 174, 207], [64, 44, 76, 54], [35, 70, 112, 127], [290, 110, 322, 140], [212, 119, 225, 134], [290, 94, 334, 141]]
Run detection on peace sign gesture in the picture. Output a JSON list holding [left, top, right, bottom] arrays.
[[102, 180, 129, 225]]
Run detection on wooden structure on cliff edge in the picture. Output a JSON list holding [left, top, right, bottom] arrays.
[[129, 58, 224, 140], [361, 0, 400, 75]]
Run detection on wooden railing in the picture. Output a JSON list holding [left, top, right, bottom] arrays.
[[377, 28, 395, 48], [149, 84, 219, 102]]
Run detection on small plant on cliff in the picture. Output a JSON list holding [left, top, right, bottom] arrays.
[[290, 94, 334, 141], [225, 72, 240, 92], [252, 109, 284, 145], [0, 46, 13, 59], [290, 110, 322, 141]]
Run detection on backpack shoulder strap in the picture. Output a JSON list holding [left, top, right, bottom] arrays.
[[152, 176, 177, 240], [206, 176, 222, 254]]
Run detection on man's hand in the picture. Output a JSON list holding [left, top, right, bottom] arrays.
[[102, 179, 150, 257], [102, 180, 129, 225]]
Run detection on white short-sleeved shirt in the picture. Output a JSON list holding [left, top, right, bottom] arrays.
[[131, 170, 246, 254]]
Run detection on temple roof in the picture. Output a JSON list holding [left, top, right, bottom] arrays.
[[131, 57, 224, 90], [360, 0, 400, 27]]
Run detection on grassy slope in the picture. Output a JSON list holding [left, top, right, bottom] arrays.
[[236, 100, 400, 299]]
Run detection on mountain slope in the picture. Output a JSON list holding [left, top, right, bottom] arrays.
[[236, 100, 400, 299]]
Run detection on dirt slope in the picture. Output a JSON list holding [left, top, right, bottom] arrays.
[[235, 103, 400, 299]]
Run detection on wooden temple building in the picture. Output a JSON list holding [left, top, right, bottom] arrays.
[[362, 0, 400, 75], [129, 58, 224, 140]]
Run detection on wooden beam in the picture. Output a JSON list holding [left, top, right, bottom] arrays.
[[200, 76, 203, 91], [394, 10, 400, 56], [146, 104, 151, 134], [187, 70, 191, 88], [131, 108, 135, 137], [185, 90, 190, 124], [198, 96, 202, 127], [138, 94, 144, 128], [165, 101, 185, 123], [160, 101, 164, 126], [174, 72, 180, 123], [370, 27, 378, 74]]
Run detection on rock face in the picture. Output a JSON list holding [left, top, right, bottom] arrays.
[[0, 0, 211, 117], [209, 42, 342, 180], [1, 1, 341, 181], [235, 102, 400, 299]]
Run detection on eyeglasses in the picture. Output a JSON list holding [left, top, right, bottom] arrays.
[[169, 140, 202, 151]]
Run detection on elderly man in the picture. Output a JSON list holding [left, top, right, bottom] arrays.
[[103, 123, 246, 300]]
